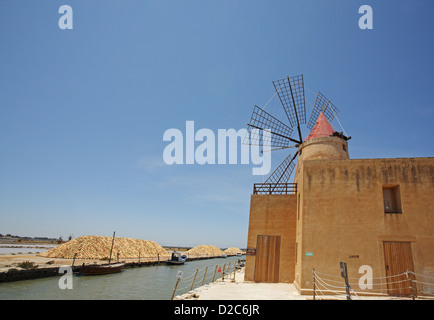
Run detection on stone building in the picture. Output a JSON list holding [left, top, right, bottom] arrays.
[[245, 112, 434, 297]]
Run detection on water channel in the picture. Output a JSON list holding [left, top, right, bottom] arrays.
[[0, 256, 243, 300]]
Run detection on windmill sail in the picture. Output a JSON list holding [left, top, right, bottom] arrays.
[[307, 91, 340, 130], [264, 152, 298, 185], [248, 74, 345, 194], [245, 105, 298, 148], [272, 75, 306, 142]]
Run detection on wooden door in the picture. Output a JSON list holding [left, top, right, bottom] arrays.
[[383, 241, 416, 296], [254, 235, 281, 283]]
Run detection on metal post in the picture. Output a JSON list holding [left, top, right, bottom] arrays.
[[406, 270, 416, 300], [232, 264, 236, 282], [222, 263, 226, 281], [108, 231, 116, 265], [226, 262, 233, 282], [72, 253, 77, 269], [171, 277, 181, 300], [201, 266, 208, 286], [190, 269, 199, 291], [345, 283, 351, 300], [212, 265, 218, 282], [340, 262, 351, 300]]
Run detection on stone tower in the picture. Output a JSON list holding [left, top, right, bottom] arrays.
[[294, 111, 349, 184], [298, 111, 349, 162]]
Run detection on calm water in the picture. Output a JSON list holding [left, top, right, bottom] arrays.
[[0, 245, 54, 255], [0, 256, 243, 300]]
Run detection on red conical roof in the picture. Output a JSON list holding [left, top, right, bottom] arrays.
[[305, 111, 335, 141]]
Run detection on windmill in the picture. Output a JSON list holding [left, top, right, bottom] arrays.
[[244, 74, 350, 194]]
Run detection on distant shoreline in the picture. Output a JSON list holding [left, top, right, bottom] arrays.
[[0, 238, 62, 246]]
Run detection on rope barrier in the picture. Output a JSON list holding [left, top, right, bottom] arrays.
[[170, 259, 245, 299], [413, 279, 434, 287], [177, 271, 196, 281], [315, 270, 408, 281], [350, 287, 360, 298], [314, 273, 346, 290], [417, 289, 434, 296], [313, 277, 350, 300], [408, 271, 434, 281], [313, 268, 434, 300]]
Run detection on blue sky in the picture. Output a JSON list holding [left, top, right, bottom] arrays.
[[0, 1, 433, 248]]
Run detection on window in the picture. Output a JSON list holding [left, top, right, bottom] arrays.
[[383, 185, 402, 214]]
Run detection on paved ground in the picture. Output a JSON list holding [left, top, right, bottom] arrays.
[[176, 268, 418, 300], [177, 269, 307, 300], [195, 281, 305, 300]]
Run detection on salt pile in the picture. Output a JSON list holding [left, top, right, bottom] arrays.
[[184, 245, 224, 257], [37, 235, 170, 259], [223, 247, 244, 255]]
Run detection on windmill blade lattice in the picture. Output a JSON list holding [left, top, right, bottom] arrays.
[[307, 91, 340, 130], [245, 105, 296, 148], [248, 74, 345, 194], [272, 75, 307, 131], [264, 152, 298, 185]]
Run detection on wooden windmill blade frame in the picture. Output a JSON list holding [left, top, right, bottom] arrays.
[[272, 74, 306, 143], [264, 152, 298, 185], [250, 74, 346, 194], [307, 91, 340, 130], [254, 152, 298, 195], [245, 105, 299, 148]]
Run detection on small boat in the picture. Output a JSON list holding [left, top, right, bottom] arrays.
[[220, 254, 227, 258], [236, 252, 242, 256], [78, 231, 124, 275], [79, 262, 124, 275], [166, 252, 186, 265]]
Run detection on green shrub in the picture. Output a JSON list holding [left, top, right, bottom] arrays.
[[16, 261, 38, 270]]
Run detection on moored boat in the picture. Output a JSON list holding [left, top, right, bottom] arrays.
[[166, 252, 186, 265], [77, 231, 124, 275], [79, 262, 124, 275]]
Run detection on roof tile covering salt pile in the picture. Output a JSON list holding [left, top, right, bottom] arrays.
[[223, 247, 244, 255], [184, 245, 224, 257], [305, 111, 335, 141], [37, 235, 170, 259]]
